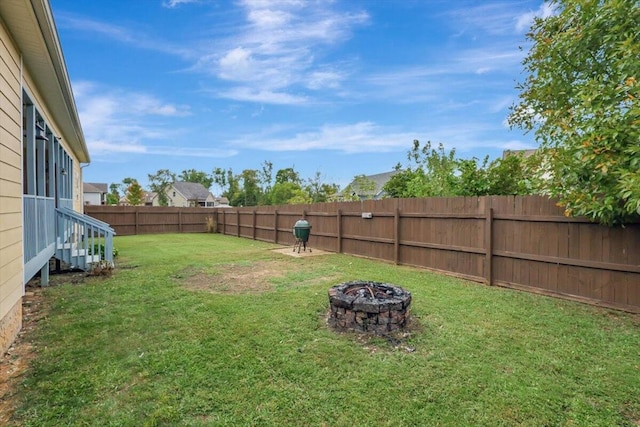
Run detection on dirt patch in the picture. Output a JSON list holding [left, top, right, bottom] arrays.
[[271, 247, 332, 258], [181, 259, 341, 295], [0, 282, 49, 426], [182, 260, 292, 294]]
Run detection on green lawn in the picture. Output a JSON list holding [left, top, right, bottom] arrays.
[[10, 233, 640, 426]]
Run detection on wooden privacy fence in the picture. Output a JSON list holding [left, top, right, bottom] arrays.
[[84, 197, 640, 312], [213, 196, 640, 313], [84, 205, 215, 235]]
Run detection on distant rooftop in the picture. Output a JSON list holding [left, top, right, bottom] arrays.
[[83, 182, 108, 193], [173, 181, 212, 201]]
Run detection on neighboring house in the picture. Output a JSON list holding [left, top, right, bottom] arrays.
[[159, 182, 217, 208], [144, 191, 156, 206], [0, 0, 114, 355], [83, 182, 108, 205], [340, 171, 400, 200], [214, 196, 231, 208]]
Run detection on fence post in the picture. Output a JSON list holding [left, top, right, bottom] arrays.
[[135, 207, 139, 235], [236, 210, 240, 237], [252, 210, 256, 240], [274, 209, 278, 244], [178, 210, 183, 233], [485, 204, 493, 285], [302, 209, 306, 219], [222, 209, 226, 235], [394, 207, 400, 265], [337, 209, 342, 253]]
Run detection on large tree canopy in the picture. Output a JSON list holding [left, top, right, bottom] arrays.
[[148, 169, 175, 206], [178, 169, 214, 190], [509, 0, 640, 225]]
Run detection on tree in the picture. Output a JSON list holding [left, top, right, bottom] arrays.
[[388, 140, 459, 198], [486, 155, 531, 196], [212, 167, 228, 195], [259, 161, 274, 204], [124, 180, 144, 206], [287, 188, 312, 205], [383, 164, 416, 199], [179, 169, 213, 190], [509, 0, 640, 225], [106, 183, 121, 205], [457, 155, 532, 196], [148, 169, 175, 206], [270, 181, 303, 205], [275, 167, 301, 185], [306, 171, 338, 203], [457, 157, 491, 196], [383, 142, 536, 198], [231, 169, 261, 207]]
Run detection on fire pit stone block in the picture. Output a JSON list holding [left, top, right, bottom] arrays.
[[328, 281, 412, 334]]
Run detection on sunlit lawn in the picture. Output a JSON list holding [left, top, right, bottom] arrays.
[[10, 233, 640, 426]]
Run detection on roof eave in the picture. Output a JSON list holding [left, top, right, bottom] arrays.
[[0, 0, 89, 162]]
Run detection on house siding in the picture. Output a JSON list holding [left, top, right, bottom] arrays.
[[166, 188, 189, 207], [0, 2, 88, 354], [84, 192, 102, 205], [0, 16, 23, 355]]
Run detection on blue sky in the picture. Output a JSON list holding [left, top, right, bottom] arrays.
[[50, 0, 552, 193]]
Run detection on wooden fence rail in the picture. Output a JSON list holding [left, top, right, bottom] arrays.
[[85, 196, 640, 313]]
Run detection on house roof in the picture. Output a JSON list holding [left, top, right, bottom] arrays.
[[83, 182, 108, 193], [343, 170, 400, 197], [172, 181, 212, 202], [0, 0, 88, 162], [144, 192, 157, 204]]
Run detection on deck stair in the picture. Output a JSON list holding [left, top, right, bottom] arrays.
[[55, 207, 116, 271]]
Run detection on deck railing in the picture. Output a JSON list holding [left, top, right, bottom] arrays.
[[23, 196, 116, 282], [23, 195, 55, 262]]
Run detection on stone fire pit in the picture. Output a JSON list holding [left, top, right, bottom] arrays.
[[328, 281, 411, 334]]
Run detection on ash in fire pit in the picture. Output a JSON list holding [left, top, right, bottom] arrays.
[[328, 281, 411, 334]]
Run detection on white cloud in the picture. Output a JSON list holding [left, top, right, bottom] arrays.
[[58, 3, 368, 105], [307, 70, 345, 90], [499, 140, 537, 151], [73, 81, 232, 158], [146, 146, 238, 157], [515, 3, 556, 32], [448, 3, 525, 35], [228, 119, 526, 156], [231, 122, 416, 153], [448, 2, 555, 36], [162, 0, 199, 8], [247, 8, 293, 27], [90, 140, 148, 155], [217, 87, 308, 104], [218, 47, 255, 81], [56, 13, 193, 57], [198, 0, 369, 103], [127, 94, 192, 117], [454, 45, 525, 73]]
